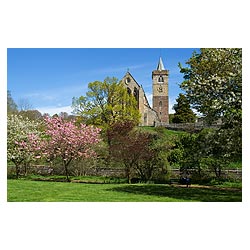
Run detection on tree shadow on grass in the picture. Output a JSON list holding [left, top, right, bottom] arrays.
[[108, 185, 242, 202]]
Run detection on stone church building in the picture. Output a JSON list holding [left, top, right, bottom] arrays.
[[121, 57, 169, 126]]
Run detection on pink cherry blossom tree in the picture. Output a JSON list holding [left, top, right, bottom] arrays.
[[31, 116, 102, 182]]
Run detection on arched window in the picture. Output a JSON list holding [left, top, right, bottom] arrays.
[[133, 87, 139, 108], [158, 76, 164, 82], [127, 87, 131, 95], [159, 101, 162, 107], [134, 87, 139, 101]]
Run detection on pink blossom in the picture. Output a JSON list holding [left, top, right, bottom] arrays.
[[29, 116, 101, 167]]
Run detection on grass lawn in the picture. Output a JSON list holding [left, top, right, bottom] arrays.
[[139, 126, 186, 139], [7, 179, 242, 202]]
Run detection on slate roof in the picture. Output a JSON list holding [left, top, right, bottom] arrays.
[[157, 57, 165, 71]]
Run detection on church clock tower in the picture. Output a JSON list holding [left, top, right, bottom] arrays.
[[152, 57, 169, 124]]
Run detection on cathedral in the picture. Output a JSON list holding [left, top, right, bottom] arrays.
[[121, 57, 169, 126]]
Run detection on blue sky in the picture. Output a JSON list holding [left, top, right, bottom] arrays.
[[7, 48, 198, 115]]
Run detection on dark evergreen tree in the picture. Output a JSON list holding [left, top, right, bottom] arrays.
[[172, 93, 196, 123]]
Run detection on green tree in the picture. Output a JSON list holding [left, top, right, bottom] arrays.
[[107, 122, 169, 183], [172, 127, 241, 181], [172, 93, 196, 123], [168, 114, 174, 124], [172, 130, 211, 180], [7, 90, 18, 114], [19, 110, 43, 121], [72, 77, 141, 129], [179, 48, 242, 162]]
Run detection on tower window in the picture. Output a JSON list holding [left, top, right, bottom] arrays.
[[159, 101, 162, 107], [158, 76, 164, 82]]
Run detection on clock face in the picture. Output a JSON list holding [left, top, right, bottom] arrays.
[[157, 86, 163, 92]]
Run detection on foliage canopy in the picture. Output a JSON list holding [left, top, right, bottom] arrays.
[[179, 48, 242, 127], [7, 90, 18, 114], [72, 77, 141, 129], [178, 48, 242, 165], [7, 114, 42, 177]]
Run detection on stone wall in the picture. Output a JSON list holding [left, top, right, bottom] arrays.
[[122, 71, 160, 126], [165, 122, 222, 131]]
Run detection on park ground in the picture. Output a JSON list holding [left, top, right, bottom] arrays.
[[7, 178, 242, 202]]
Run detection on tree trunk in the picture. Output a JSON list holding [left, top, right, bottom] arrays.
[[125, 164, 131, 184], [13, 160, 22, 179], [65, 165, 70, 182], [16, 164, 20, 179], [64, 161, 71, 182], [214, 166, 221, 179], [24, 162, 28, 176]]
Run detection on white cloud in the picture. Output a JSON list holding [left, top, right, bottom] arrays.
[[24, 92, 57, 101], [37, 105, 73, 116], [88, 63, 151, 76], [169, 97, 177, 114]]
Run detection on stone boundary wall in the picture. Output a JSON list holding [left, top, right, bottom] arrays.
[[171, 168, 242, 180], [156, 122, 222, 131], [8, 165, 242, 180]]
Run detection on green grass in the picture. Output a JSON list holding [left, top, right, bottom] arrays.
[[7, 179, 242, 202], [227, 161, 242, 169], [140, 126, 186, 137]]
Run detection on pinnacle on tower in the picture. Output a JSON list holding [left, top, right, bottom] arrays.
[[157, 57, 165, 71]]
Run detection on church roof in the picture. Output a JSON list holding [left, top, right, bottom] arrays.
[[157, 57, 165, 71]]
